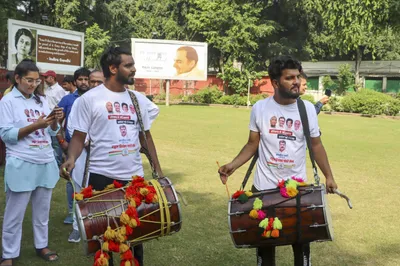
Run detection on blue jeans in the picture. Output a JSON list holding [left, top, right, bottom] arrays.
[[51, 136, 63, 167], [66, 181, 73, 213]]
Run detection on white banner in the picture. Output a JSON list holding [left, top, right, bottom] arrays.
[[132, 38, 208, 81], [8, 19, 85, 74]]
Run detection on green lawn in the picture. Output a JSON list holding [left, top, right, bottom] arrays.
[[1, 105, 399, 266]]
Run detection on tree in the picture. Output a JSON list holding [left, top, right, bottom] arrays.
[[304, 0, 395, 88], [187, 0, 275, 93], [84, 23, 111, 69], [337, 64, 354, 95]]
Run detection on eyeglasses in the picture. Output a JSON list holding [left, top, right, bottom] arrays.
[[22, 77, 42, 85]]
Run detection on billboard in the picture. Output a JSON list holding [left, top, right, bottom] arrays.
[[131, 38, 208, 81], [8, 19, 84, 74]]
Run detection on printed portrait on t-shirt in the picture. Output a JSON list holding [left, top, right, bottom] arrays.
[[106, 102, 113, 113], [270, 116, 277, 128], [34, 130, 40, 138], [41, 128, 45, 136], [129, 104, 135, 114], [286, 118, 293, 130], [279, 140, 286, 153], [24, 109, 30, 117], [119, 125, 127, 138], [122, 103, 129, 113], [35, 110, 40, 117], [114, 102, 121, 113], [30, 109, 35, 117], [41, 112, 45, 116], [278, 117, 285, 128], [294, 120, 301, 131]]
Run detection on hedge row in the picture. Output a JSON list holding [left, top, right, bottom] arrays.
[[184, 86, 269, 106]]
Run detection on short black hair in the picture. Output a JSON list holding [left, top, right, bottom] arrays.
[[122, 103, 128, 108], [268, 55, 302, 81], [299, 71, 308, 80], [100, 47, 132, 78], [63, 75, 74, 83], [6, 71, 14, 83], [14, 28, 36, 54], [73, 67, 91, 81]]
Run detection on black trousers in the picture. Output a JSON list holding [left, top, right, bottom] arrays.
[[251, 186, 311, 266], [89, 173, 144, 266]]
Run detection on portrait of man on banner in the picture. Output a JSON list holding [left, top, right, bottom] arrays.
[[173, 46, 205, 79]]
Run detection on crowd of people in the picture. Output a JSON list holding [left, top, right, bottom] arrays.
[[0, 47, 162, 266], [0, 46, 334, 266]]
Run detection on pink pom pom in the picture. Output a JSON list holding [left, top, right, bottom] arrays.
[[257, 210, 266, 220], [291, 176, 305, 183], [280, 187, 289, 198]]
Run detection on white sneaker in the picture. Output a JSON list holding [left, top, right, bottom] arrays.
[[68, 230, 81, 243]]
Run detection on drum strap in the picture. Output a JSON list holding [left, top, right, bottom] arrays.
[[128, 90, 159, 179], [240, 152, 258, 191], [297, 99, 320, 185], [81, 141, 91, 188]]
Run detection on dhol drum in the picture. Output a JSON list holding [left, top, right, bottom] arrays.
[[76, 177, 182, 255], [228, 185, 333, 248]]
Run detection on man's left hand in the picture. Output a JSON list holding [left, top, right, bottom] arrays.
[[326, 178, 338, 194]]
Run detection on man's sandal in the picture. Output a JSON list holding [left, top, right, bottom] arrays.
[[35, 247, 59, 262], [0, 258, 13, 266]]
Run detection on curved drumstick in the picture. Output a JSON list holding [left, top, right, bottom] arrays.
[[334, 189, 353, 209]]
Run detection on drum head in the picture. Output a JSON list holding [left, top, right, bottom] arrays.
[[321, 184, 334, 241]]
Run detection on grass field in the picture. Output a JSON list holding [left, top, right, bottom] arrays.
[[0, 105, 399, 266]]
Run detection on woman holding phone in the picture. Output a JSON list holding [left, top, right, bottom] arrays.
[[0, 59, 63, 266]]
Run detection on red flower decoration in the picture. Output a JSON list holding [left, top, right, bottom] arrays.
[[113, 180, 124, 188], [121, 250, 133, 260], [81, 185, 93, 198], [108, 240, 120, 253], [125, 225, 133, 236], [126, 206, 138, 218]]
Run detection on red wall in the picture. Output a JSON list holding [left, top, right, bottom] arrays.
[[134, 74, 274, 95], [1, 67, 274, 96]]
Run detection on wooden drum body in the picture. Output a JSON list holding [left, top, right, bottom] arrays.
[[76, 177, 182, 255], [228, 185, 333, 248]]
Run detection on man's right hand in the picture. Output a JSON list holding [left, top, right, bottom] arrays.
[[60, 159, 75, 181], [319, 95, 330, 105], [218, 163, 235, 184]]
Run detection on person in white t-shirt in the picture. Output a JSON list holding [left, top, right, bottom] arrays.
[[0, 59, 64, 265], [218, 55, 338, 266], [60, 46, 163, 266]]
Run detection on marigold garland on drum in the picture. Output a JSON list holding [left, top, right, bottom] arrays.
[[74, 176, 158, 266]]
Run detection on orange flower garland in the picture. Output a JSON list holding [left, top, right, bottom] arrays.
[[74, 176, 157, 266]]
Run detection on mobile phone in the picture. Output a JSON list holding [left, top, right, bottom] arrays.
[[325, 89, 332, 97], [48, 107, 61, 117]]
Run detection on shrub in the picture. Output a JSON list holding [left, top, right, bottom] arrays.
[[190, 86, 222, 104], [301, 94, 316, 104], [340, 89, 400, 116], [154, 93, 166, 101]]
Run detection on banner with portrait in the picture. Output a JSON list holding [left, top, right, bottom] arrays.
[[131, 39, 208, 81], [8, 19, 84, 74]]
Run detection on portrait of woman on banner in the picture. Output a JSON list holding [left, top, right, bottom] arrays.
[[10, 28, 37, 67]]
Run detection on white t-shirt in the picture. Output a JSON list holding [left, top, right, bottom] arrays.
[[44, 82, 67, 110], [0, 90, 54, 163], [128, 90, 159, 126], [67, 98, 89, 187], [71, 85, 150, 181], [249, 97, 320, 190]]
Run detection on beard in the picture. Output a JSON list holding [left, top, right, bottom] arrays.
[[116, 72, 135, 85], [77, 84, 89, 93], [277, 83, 300, 99]]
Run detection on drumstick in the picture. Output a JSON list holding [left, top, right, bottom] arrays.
[[216, 161, 230, 199]]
